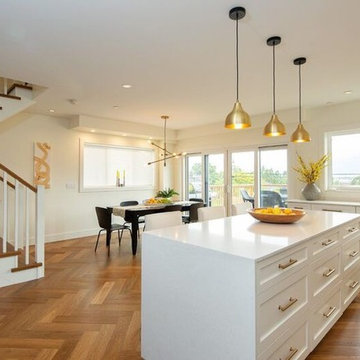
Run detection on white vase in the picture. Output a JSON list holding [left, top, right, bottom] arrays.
[[301, 183, 321, 201]]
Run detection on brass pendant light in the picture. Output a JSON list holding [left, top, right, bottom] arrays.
[[290, 57, 311, 143], [225, 7, 251, 129], [263, 36, 286, 136]]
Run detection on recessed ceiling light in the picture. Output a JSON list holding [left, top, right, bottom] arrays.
[[344, 90, 352, 95], [123, 133, 127, 137], [122, 84, 132, 89], [90, 129, 95, 133], [113, 105, 120, 109], [49, 109, 55, 113]]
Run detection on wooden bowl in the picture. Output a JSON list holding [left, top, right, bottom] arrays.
[[248, 208, 306, 224]]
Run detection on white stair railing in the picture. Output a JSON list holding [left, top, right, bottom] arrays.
[[0, 163, 44, 273]]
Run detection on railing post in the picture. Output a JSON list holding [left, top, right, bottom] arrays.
[[25, 187, 30, 265], [14, 179, 19, 251], [35, 185, 44, 270], [2, 172, 7, 252]]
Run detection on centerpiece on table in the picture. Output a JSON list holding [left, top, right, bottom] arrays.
[[293, 153, 329, 200], [144, 188, 179, 205]]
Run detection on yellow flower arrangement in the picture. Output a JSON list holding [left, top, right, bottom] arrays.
[[293, 153, 329, 184]]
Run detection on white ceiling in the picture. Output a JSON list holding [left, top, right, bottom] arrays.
[[0, 0, 359, 129]]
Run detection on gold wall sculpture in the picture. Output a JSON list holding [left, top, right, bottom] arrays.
[[34, 142, 51, 189]]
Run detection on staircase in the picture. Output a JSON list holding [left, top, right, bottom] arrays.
[[0, 163, 44, 287], [0, 78, 45, 122]]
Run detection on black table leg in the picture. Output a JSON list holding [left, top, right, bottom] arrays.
[[106, 230, 111, 256], [131, 218, 139, 255]]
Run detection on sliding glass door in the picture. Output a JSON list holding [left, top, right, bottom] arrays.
[[185, 145, 288, 213], [205, 153, 225, 207], [259, 146, 288, 207], [230, 151, 255, 208], [185, 154, 203, 200]]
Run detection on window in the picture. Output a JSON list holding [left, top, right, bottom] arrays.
[[259, 146, 288, 207], [185, 154, 203, 199], [81, 142, 155, 191], [326, 130, 360, 189]]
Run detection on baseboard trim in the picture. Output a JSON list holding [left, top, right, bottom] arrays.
[[45, 228, 99, 243]]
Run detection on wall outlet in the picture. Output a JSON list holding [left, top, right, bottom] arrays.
[[65, 182, 76, 190]]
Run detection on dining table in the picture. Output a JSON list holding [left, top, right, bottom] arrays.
[[109, 201, 197, 255]]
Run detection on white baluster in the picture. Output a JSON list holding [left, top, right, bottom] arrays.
[[25, 187, 30, 265], [2, 172, 7, 252], [14, 179, 19, 251], [35, 186, 44, 270]]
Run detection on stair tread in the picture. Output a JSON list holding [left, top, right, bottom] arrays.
[[0, 250, 21, 258], [11, 262, 42, 272], [0, 93, 21, 100], [7, 83, 33, 94]]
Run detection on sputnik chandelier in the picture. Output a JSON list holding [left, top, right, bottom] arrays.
[[148, 115, 186, 166]]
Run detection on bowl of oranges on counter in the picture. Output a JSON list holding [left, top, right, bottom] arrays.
[[248, 206, 306, 224]]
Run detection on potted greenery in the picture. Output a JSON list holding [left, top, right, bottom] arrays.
[[293, 153, 329, 200], [156, 188, 179, 199]]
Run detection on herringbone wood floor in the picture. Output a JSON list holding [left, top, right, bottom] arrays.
[[0, 234, 141, 360], [0, 233, 360, 359]]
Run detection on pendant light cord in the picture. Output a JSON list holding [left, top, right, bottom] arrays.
[[164, 117, 167, 166], [272, 44, 276, 114], [236, 15, 239, 101], [298, 64, 302, 124]]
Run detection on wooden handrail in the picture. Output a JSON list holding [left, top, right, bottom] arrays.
[[0, 176, 15, 190], [7, 83, 33, 94], [0, 163, 37, 193]]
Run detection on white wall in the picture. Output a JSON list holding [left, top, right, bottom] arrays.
[[0, 113, 173, 242], [175, 100, 360, 203]]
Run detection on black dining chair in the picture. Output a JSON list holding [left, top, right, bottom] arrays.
[[120, 200, 145, 233], [189, 198, 207, 207], [95, 207, 132, 256], [182, 202, 204, 224], [240, 190, 255, 208], [261, 190, 285, 208]]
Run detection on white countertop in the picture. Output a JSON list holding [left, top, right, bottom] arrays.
[[145, 211, 360, 262]]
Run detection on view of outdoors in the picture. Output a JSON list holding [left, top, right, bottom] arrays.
[[187, 147, 288, 207], [330, 133, 360, 187], [259, 148, 287, 207], [231, 151, 255, 205], [187, 155, 202, 199]]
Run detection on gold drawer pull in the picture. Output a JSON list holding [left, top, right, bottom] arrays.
[[278, 297, 298, 312], [350, 281, 359, 289], [323, 268, 336, 277], [279, 258, 298, 270], [350, 250, 359, 257], [323, 306, 336, 318], [280, 347, 299, 360], [322, 239, 335, 246]]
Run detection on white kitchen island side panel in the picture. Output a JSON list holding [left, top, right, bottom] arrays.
[[142, 236, 257, 360]]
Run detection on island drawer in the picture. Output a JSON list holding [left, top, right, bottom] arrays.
[[342, 236, 360, 273], [257, 244, 308, 293], [258, 273, 308, 353], [311, 231, 339, 258], [343, 221, 360, 240], [342, 265, 360, 308], [257, 321, 308, 360], [310, 248, 341, 299], [310, 287, 341, 347]]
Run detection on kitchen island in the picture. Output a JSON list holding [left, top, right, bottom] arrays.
[[141, 211, 360, 360]]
